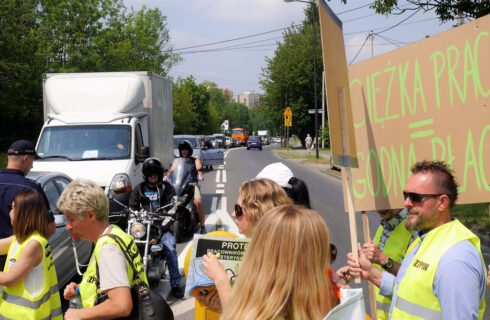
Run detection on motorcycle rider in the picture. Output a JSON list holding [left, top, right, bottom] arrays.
[[129, 157, 185, 299], [165, 140, 207, 234]]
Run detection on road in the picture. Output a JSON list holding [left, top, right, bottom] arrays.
[[169, 144, 380, 319]]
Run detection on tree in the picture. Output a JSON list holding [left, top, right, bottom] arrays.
[[260, 3, 323, 146], [335, 0, 490, 22], [173, 84, 196, 134]]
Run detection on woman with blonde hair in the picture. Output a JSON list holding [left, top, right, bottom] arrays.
[[221, 204, 335, 320], [200, 178, 293, 311], [232, 178, 293, 237], [0, 189, 62, 319]]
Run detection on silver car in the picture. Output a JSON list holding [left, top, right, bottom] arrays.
[[27, 171, 92, 286]]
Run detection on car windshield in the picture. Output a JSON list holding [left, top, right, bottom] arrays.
[[250, 136, 259, 141], [173, 137, 199, 149], [37, 125, 131, 160]]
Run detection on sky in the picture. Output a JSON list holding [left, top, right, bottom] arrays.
[[123, 0, 457, 96]]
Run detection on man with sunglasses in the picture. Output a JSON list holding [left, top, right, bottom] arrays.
[[348, 160, 486, 320], [0, 140, 56, 268]]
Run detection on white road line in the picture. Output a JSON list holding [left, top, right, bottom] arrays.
[[215, 169, 221, 183], [218, 165, 224, 170], [171, 298, 195, 317], [210, 196, 218, 213], [216, 189, 225, 194], [222, 170, 227, 183], [216, 183, 225, 188]]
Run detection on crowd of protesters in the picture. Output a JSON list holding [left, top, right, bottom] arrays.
[[0, 138, 487, 319]]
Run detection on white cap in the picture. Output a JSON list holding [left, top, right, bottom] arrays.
[[255, 162, 293, 188]]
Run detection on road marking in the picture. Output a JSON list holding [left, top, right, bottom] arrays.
[[171, 298, 195, 317], [210, 196, 218, 213], [216, 189, 224, 194], [215, 169, 221, 183], [217, 183, 224, 188], [218, 165, 224, 170], [222, 170, 227, 183]]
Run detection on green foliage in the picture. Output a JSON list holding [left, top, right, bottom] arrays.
[[365, 0, 490, 22], [0, 0, 179, 150], [452, 203, 490, 230], [260, 2, 324, 148]]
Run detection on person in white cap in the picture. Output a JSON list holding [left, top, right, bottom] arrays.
[[255, 162, 311, 208]]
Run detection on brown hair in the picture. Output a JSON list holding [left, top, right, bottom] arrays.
[[13, 190, 50, 242]]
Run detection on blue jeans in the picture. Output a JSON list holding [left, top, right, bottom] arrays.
[[159, 230, 183, 288]]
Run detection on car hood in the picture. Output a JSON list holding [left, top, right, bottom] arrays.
[[33, 159, 132, 187]]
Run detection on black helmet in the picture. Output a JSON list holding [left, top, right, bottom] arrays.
[[178, 140, 193, 157], [142, 157, 164, 181]]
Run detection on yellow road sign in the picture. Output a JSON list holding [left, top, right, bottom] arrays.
[[283, 107, 293, 117], [284, 115, 292, 127]]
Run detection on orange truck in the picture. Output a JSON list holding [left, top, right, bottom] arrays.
[[231, 127, 249, 146]]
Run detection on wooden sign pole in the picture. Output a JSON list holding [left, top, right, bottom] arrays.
[[362, 211, 377, 319]]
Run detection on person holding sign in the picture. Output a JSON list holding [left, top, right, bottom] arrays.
[[221, 205, 336, 319], [347, 160, 486, 320], [200, 179, 293, 310]]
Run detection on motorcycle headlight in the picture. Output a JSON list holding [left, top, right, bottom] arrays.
[[130, 223, 146, 239]]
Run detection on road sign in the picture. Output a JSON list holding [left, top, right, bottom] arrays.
[[308, 109, 324, 114], [283, 107, 293, 116], [284, 115, 292, 127]]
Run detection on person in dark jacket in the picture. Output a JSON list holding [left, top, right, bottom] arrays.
[[129, 157, 184, 298]]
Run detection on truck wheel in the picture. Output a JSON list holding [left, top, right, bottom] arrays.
[[174, 220, 185, 243]]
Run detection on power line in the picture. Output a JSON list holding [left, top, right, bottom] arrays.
[[348, 34, 371, 65], [377, 8, 422, 34]]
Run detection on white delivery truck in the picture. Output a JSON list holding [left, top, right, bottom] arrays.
[[257, 130, 270, 145], [33, 72, 173, 223]]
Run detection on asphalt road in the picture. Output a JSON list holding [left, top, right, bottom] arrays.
[[169, 144, 381, 319]]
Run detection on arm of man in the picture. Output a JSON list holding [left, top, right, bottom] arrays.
[[435, 241, 485, 320], [66, 244, 133, 320], [362, 242, 402, 276], [0, 240, 43, 286], [129, 184, 142, 210]]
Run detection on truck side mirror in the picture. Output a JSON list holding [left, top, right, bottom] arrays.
[[136, 146, 150, 163]]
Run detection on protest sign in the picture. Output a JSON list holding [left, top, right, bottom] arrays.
[[185, 234, 249, 298]]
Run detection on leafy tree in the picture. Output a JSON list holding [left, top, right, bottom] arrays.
[[176, 77, 211, 134], [260, 3, 323, 146], [173, 84, 196, 134], [335, 0, 490, 22]]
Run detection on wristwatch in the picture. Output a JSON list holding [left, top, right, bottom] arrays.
[[382, 257, 394, 270]]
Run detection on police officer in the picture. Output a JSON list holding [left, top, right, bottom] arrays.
[[0, 140, 55, 268], [130, 157, 184, 298]]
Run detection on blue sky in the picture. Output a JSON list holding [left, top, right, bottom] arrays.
[[124, 0, 456, 95]]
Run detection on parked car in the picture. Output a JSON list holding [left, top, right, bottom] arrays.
[[247, 136, 262, 151], [272, 136, 281, 143], [26, 171, 92, 287]]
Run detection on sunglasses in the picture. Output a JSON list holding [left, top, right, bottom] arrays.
[[234, 204, 244, 218], [403, 191, 443, 203]]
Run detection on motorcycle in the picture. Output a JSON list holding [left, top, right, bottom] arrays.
[[167, 157, 200, 243], [109, 196, 175, 285]]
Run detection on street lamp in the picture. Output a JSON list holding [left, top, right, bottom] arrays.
[[285, 0, 319, 159]]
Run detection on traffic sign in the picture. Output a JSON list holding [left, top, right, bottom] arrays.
[[308, 109, 324, 114], [283, 107, 293, 117], [284, 115, 292, 127]]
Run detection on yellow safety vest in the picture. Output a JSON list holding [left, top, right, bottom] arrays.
[[372, 220, 413, 320], [392, 219, 486, 320], [0, 232, 62, 320], [79, 225, 148, 308]]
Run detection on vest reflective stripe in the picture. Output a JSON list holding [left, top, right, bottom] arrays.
[[373, 220, 414, 320], [2, 284, 58, 309], [0, 233, 62, 320], [393, 295, 441, 320], [79, 225, 148, 307], [392, 220, 485, 320]]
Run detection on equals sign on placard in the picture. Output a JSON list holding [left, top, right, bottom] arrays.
[[409, 119, 435, 139]]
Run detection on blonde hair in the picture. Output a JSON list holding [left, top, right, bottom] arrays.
[[239, 178, 293, 229], [57, 178, 109, 220], [222, 205, 334, 320]]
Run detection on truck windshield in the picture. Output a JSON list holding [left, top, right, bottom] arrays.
[[37, 125, 131, 161]]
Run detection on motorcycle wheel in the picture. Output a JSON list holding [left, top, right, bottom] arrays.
[[174, 219, 186, 243]]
